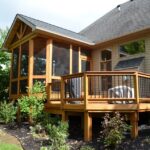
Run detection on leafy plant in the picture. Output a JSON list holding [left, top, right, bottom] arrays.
[[18, 81, 46, 124], [0, 101, 17, 124], [80, 145, 95, 150], [45, 121, 69, 150], [0, 27, 10, 101], [101, 112, 130, 148]]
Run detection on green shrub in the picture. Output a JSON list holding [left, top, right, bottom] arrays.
[[101, 112, 130, 148], [80, 145, 95, 150], [18, 82, 46, 124], [46, 121, 69, 150], [40, 147, 48, 150], [0, 101, 17, 124]]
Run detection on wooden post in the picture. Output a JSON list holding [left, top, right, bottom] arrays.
[[84, 74, 88, 110], [62, 111, 68, 122], [79, 47, 81, 72], [84, 112, 92, 141], [61, 77, 65, 108], [134, 72, 140, 109], [28, 39, 34, 93], [70, 44, 72, 74], [17, 45, 21, 96], [130, 112, 138, 139], [46, 39, 52, 100], [9, 49, 13, 99]]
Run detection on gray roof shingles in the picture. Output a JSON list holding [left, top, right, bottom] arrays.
[[115, 57, 145, 70], [80, 0, 150, 43], [18, 14, 94, 44], [12, 0, 150, 46]]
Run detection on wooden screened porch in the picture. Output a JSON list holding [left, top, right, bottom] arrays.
[[45, 71, 150, 141]]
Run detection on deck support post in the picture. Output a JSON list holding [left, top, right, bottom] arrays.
[[84, 112, 92, 141], [130, 112, 138, 139], [62, 111, 68, 122]]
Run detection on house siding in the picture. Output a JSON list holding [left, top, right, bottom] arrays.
[[145, 36, 150, 73]]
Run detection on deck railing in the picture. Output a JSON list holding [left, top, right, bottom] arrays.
[[47, 71, 150, 107]]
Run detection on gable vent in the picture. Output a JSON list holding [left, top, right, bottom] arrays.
[[117, 5, 121, 11]]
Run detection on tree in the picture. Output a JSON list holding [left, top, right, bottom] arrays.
[[120, 40, 145, 55], [0, 27, 10, 100]]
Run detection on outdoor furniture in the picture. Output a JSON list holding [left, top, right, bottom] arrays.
[[108, 85, 134, 104]]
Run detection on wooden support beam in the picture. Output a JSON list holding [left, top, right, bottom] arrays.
[[28, 39, 34, 93], [134, 73, 140, 109], [46, 39, 52, 100], [9, 49, 13, 99], [84, 112, 92, 141], [61, 77, 65, 107], [130, 112, 138, 139], [84, 74, 88, 110], [70, 44, 72, 74], [62, 111, 68, 122], [17, 45, 21, 96], [79, 47, 81, 72]]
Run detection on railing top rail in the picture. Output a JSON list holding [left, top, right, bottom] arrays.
[[84, 71, 137, 75], [49, 71, 150, 81], [62, 73, 84, 79], [137, 72, 150, 78], [61, 71, 137, 79]]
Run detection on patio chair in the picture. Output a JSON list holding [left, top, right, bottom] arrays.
[[108, 85, 134, 104]]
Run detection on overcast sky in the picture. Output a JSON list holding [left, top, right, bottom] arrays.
[[0, 0, 128, 32]]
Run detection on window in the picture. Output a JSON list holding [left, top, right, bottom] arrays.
[[20, 80, 28, 94], [34, 37, 46, 75], [119, 40, 145, 57], [81, 49, 91, 57], [101, 50, 111, 61], [12, 47, 19, 79], [72, 46, 79, 73], [100, 50, 112, 71], [20, 42, 29, 77], [81, 60, 90, 72], [11, 81, 18, 95], [52, 42, 70, 76]]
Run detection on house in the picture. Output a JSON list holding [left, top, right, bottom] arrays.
[[3, 0, 150, 141]]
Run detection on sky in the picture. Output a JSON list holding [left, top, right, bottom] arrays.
[[0, 0, 128, 32]]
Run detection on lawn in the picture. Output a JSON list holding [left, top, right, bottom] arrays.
[[0, 142, 22, 150]]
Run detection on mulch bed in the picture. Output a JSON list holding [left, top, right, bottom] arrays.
[[1, 123, 150, 150]]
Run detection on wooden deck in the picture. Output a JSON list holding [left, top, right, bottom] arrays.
[[45, 71, 150, 141]]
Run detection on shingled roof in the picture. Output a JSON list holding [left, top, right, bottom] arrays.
[[80, 0, 150, 43], [3, 0, 150, 48], [115, 57, 145, 70], [18, 14, 94, 44]]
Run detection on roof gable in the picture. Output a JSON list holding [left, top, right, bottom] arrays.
[[3, 14, 94, 49], [3, 15, 34, 48]]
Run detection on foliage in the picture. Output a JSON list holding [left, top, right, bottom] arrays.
[[0, 101, 17, 124], [101, 112, 130, 148], [39, 115, 69, 150], [0, 27, 10, 100], [18, 82, 46, 124], [0, 142, 22, 150], [120, 40, 145, 55], [30, 113, 60, 139], [80, 145, 95, 150], [41, 117, 69, 150]]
